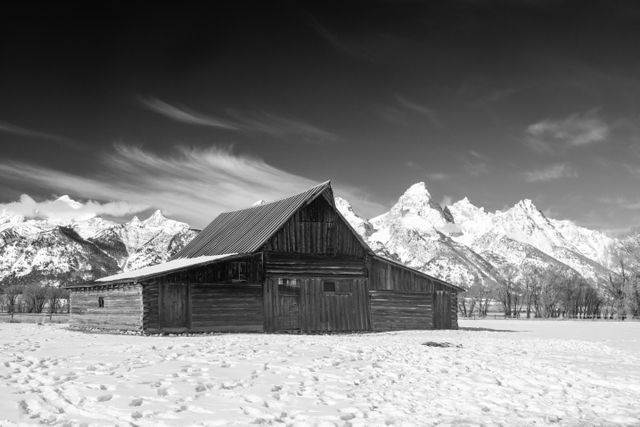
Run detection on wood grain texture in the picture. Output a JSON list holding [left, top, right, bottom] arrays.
[[264, 196, 365, 257], [70, 284, 143, 331], [264, 277, 370, 333]]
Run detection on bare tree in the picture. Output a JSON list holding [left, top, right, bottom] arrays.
[[496, 265, 523, 318], [2, 285, 23, 321], [47, 287, 70, 319], [22, 284, 48, 313]]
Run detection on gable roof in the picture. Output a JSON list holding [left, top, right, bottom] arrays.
[[173, 181, 370, 258], [87, 254, 239, 285]]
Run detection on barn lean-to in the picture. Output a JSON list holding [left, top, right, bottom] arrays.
[[67, 181, 461, 333]]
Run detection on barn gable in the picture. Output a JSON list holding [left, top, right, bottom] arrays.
[[173, 181, 370, 258]]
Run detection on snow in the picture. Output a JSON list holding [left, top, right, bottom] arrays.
[[96, 254, 237, 282], [1, 320, 639, 425]]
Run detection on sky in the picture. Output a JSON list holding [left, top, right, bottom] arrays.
[[1, 1, 640, 233]]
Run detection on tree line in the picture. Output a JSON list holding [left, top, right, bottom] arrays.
[[458, 239, 640, 320], [0, 273, 70, 320]]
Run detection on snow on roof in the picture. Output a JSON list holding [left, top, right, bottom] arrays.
[[95, 254, 238, 283]]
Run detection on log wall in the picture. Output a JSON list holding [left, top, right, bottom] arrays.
[[369, 256, 459, 330], [69, 284, 143, 331], [369, 290, 433, 330], [141, 255, 264, 333], [190, 284, 263, 332]]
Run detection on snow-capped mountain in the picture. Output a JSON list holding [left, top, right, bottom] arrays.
[[0, 200, 198, 286], [0, 186, 620, 290], [337, 182, 617, 288]]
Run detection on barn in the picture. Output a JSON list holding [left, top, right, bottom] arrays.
[[68, 181, 462, 333]]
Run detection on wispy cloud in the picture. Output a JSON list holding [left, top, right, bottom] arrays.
[[0, 194, 147, 222], [307, 16, 372, 62], [0, 145, 383, 227], [0, 120, 79, 149], [598, 196, 640, 210], [525, 110, 609, 154], [460, 150, 489, 176], [406, 161, 449, 181], [522, 163, 577, 182], [138, 97, 238, 130], [139, 97, 337, 142], [225, 110, 338, 142], [395, 95, 444, 129]]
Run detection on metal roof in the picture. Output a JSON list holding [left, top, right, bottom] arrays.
[[173, 181, 343, 258], [89, 254, 239, 285]]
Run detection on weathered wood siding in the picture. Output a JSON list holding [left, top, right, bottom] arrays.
[[264, 196, 365, 257], [450, 292, 459, 329], [190, 284, 263, 332], [142, 254, 264, 333], [265, 252, 365, 278], [370, 291, 433, 330], [70, 284, 143, 331], [264, 277, 370, 333], [369, 257, 458, 330]]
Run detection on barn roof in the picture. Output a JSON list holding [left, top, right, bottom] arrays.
[[173, 180, 370, 258], [88, 253, 238, 285]]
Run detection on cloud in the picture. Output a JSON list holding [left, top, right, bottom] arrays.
[[138, 97, 239, 130], [522, 163, 577, 182], [460, 150, 489, 176], [599, 196, 640, 210], [307, 15, 373, 62], [395, 95, 444, 129], [225, 110, 338, 142], [525, 111, 609, 153], [139, 97, 337, 142], [0, 194, 147, 222], [406, 161, 449, 181], [0, 145, 384, 227], [440, 195, 453, 207], [0, 120, 79, 149], [427, 172, 448, 181]]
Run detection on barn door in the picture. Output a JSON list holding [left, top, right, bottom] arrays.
[[277, 280, 300, 331], [433, 290, 452, 329], [159, 283, 189, 329]]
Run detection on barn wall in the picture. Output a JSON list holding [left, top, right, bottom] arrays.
[[369, 257, 458, 330], [142, 254, 264, 333], [370, 291, 433, 330], [190, 284, 263, 332], [264, 252, 365, 278], [70, 284, 143, 331], [264, 195, 365, 257], [264, 277, 370, 333]]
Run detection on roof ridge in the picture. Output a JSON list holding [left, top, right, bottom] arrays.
[[172, 180, 334, 259], [217, 180, 331, 215]]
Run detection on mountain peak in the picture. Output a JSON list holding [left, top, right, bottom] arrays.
[[512, 199, 542, 215], [143, 209, 168, 226], [401, 182, 432, 202]]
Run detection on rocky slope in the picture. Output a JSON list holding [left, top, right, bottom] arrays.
[[0, 185, 620, 289], [337, 182, 617, 288], [0, 204, 198, 286]]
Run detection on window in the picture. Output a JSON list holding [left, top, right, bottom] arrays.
[[277, 278, 297, 286], [98, 297, 104, 308], [323, 281, 336, 292], [231, 262, 248, 282]]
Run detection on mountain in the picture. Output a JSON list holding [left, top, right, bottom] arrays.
[[337, 182, 617, 288], [0, 201, 198, 286], [0, 186, 620, 290]]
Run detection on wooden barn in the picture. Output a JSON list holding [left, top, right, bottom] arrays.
[[68, 181, 462, 333]]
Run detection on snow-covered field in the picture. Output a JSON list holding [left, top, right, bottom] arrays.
[[1, 320, 640, 426]]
